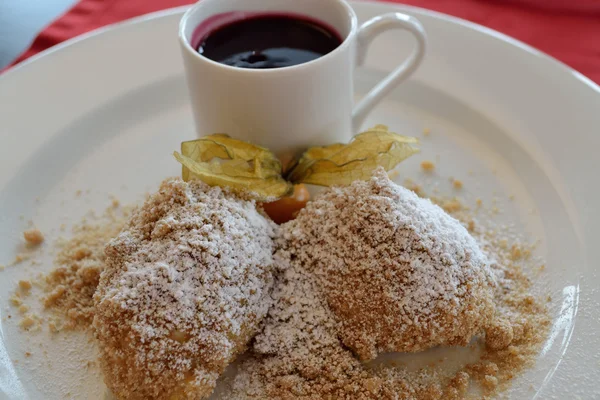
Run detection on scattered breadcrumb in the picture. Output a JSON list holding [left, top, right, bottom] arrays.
[[441, 198, 463, 213], [468, 220, 476, 232], [453, 179, 463, 189], [19, 314, 41, 331], [48, 319, 61, 333], [403, 179, 424, 197], [12, 173, 549, 400], [222, 170, 549, 399], [10, 296, 22, 306], [41, 205, 132, 330], [19, 280, 32, 292], [423, 128, 431, 136], [23, 228, 44, 246], [11, 253, 30, 265], [421, 160, 435, 171]]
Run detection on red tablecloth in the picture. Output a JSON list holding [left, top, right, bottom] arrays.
[[5, 0, 600, 83]]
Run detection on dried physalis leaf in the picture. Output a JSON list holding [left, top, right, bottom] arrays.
[[286, 125, 419, 186], [174, 134, 293, 201]]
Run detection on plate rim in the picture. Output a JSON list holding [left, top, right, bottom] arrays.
[[0, 2, 598, 398]]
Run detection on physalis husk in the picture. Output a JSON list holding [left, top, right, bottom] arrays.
[[174, 134, 293, 201], [286, 125, 419, 186]]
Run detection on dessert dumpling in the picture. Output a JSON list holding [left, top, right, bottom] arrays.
[[93, 178, 277, 399], [276, 168, 496, 361]]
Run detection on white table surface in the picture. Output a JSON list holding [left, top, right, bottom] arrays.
[[0, 0, 78, 69]]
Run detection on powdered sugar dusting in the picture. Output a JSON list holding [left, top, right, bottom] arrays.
[[275, 168, 496, 360], [221, 168, 498, 399], [93, 178, 278, 399]]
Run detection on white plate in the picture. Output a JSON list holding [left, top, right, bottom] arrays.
[[1, 2, 599, 399]]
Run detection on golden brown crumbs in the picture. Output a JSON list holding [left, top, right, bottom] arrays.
[[511, 245, 523, 259], [441, 198, 463, 213], [467, 220, 476, 232], [42, 211, 131, 330], [539, 264, 546, 272], [75, 190, 82, 197], [14, 175, 548, 400], [452, 179, 463, 189], [403, 178, 424, 197], [223, 171, 549, 400], [25, 352, 32, 357], [0, 264, 5, 271], [12, 253, 29, 265], [421, 160, 435, 171], [10, 296, 22, 306], [48, 320, 61, 333], [23, 228, 44, 245], [20, 202, 133, 332], [19, 280, 32, 292], [18, 305, 30, 314], [423, 128, 431, 136], [510, 244, 531, 261], [19, 314, 40, 330]]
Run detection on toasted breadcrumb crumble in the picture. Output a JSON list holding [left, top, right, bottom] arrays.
[[220, 169, 549, 399], [12, 171, 549, 400], [23, 228, 44, 245], [421, 160, 435, 171], [453, 179, 463, 189]]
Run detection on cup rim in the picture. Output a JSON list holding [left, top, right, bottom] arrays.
[[178, 0, 358, 74]]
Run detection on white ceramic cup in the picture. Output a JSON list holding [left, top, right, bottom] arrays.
[[179, 0, 426, 158]]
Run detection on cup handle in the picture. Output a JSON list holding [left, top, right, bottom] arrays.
[[352, 13, 426, 131]]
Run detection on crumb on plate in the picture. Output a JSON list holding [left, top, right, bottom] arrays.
[[420, 160, 435, 171]]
